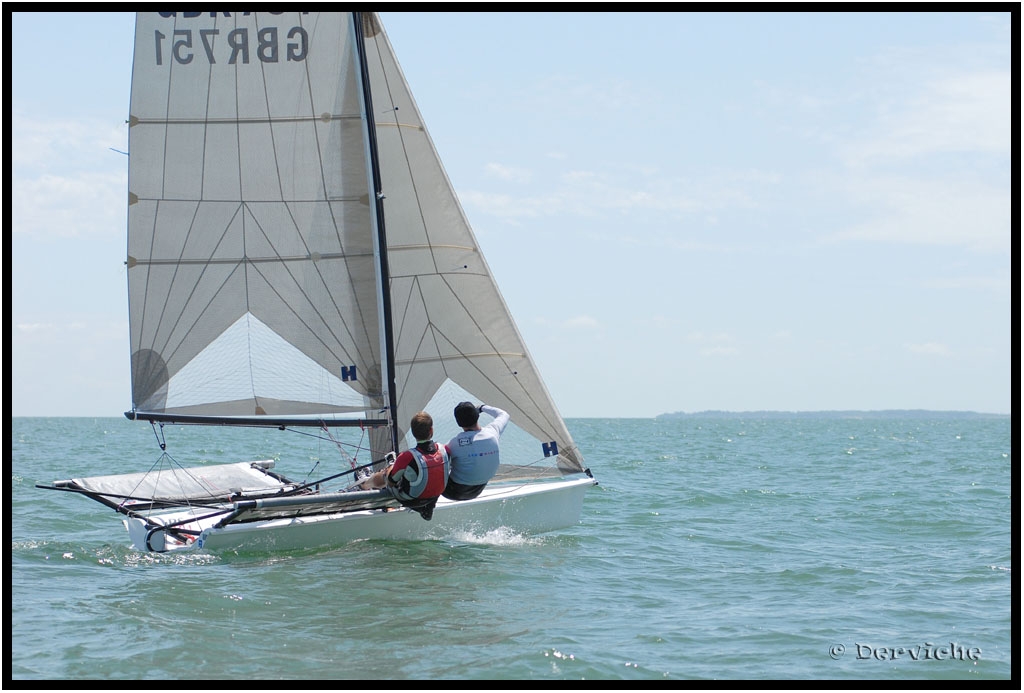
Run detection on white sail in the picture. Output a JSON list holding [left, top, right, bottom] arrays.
[[361, 15, 585, 475], [127, 13, 383, 421]]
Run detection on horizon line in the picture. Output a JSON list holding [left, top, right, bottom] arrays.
[[10, 408, 1012, 419]]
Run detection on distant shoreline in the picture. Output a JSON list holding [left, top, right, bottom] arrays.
[[654, 410, 1010, 420]]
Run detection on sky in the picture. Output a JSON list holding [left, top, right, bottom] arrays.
[[10, 11, 1014, 419]]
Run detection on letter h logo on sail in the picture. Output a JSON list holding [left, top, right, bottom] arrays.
[[542, 441, 558, 457], [341, 365, 357, 382]]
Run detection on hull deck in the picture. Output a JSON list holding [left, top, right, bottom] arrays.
[[126, 476, 597, 553]]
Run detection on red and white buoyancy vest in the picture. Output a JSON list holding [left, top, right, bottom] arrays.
[[387, 444, 450, 502]]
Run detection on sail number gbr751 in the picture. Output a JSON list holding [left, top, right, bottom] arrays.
[[152, 13, 310, 65]]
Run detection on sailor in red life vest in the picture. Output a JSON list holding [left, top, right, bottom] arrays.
[[362, 411, 450, 521]]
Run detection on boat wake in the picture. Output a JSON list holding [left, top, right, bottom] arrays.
[[447, 526, 541, 546], [11, 539, 221, 568]]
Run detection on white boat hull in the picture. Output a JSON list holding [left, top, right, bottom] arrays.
[[125, 477, 596, 553]]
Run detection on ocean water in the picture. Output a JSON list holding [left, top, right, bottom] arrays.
[[9, 415, 1013, 681]]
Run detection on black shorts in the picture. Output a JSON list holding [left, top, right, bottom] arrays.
[[442, 480, 487, 501]]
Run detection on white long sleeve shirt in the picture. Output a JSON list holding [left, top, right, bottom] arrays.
[[446, 405, 510, 485]]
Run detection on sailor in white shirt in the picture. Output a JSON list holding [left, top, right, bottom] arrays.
[[443, 402, 509, 500]]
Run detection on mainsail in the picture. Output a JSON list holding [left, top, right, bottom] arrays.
[[125, 12, 584, 479]]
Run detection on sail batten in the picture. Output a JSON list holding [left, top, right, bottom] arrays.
[[393, 352, 526, 365], [129, 252, 373, 266], [132, 115, 362, 125], [125, 412, 389, 428]]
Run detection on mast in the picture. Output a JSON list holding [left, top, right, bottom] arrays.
[[353, 12, 400, 455]]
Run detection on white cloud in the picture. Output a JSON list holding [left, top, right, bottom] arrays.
[[12, 171, 127, 240], [905, 342, 952, 356], [683, 331, 740, 356], [485, 162, 532, 184], [11, 111, 128, 174], [16, 318, 127, 340], [775, 59, 1011, 253], [687, 331, 734, 344], [922, 273, 1011, 292], [459, 190, 550, 220], [12, 112, 128, 241], [16, 322, 56, 334], [682, 332, 741, 356], [461, 167, 781, 227], [700, 346, 739, 357], [829, 175, 1009, 252], [841, 70, 1010, 167], [564, 316, 600, 329], [646, 315, 680, 329]]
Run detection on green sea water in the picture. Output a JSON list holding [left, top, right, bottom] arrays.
[[9, 415, 1013, 681]]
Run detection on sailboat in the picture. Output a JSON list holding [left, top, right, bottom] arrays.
[[39, 12, 595, 553]]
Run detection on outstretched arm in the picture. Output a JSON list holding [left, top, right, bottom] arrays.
[[479, 404, 510, 434]]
